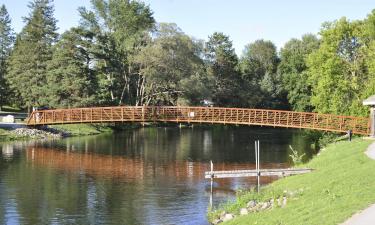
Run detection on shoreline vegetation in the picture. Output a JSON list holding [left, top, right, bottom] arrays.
[[208, 138, 375, 225], [0, 122, 186, 142], [0, 124, 116, 142]]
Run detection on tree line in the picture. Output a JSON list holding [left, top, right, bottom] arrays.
[[0, 0, 374, 116]]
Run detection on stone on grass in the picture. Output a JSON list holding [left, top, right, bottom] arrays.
[[212, 218, 222, 225], [222, 213, 234, 222], [261, 202, 270, 210], [247, 200, 256, 208], [277, 197, 281, 206], [240, 208, 248, 215], [282, 197, 287, 207]]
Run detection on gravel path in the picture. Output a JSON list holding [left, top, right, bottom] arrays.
[[341, 141, 375, 225]]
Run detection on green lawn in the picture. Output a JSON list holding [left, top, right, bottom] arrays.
[[210, 139, 375, 225], [49, 124, 113, 136]]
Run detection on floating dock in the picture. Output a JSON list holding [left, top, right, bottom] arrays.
[[204, 168, 313, 179]]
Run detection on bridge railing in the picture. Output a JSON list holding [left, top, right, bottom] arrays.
[[26, 106, 371, 135]]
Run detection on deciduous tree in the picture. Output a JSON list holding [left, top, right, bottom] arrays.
[[278, 34, 319, 111]]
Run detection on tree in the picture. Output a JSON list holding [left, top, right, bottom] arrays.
[[134, 23, 209, 106], [205, 32, 242, 106], [6, 0, 58, 110], [0, 4, 14, 109], [239, 40, 286, 109], [307, 17, 369, 116], [78, 0, 155, 105], [278, 34, 319, 111], [46, 28, 96, 108]]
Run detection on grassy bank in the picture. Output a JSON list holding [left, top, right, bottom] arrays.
[[0, 128, 22, 141], [209, 139, 375, 225], [49, 124, 113, 136]]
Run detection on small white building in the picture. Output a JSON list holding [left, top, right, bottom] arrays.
[[2, 115, 14, 123]]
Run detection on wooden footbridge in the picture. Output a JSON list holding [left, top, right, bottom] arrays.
[[26, 106, 371, 135]]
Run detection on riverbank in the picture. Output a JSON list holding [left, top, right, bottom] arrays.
[[208, 138, 375, 225], [0, 124, 115, 142]]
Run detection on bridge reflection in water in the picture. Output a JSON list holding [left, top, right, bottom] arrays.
[[25, 147, 287, 190]]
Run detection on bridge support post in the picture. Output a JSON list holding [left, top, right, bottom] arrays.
[[370, 108, 375, 138], [363, 95, 375, 138]]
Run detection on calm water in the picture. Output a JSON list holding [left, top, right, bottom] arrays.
[[0, 126, 316, 225]]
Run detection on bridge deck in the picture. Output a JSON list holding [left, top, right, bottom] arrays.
[[26, 106, 371, 135]]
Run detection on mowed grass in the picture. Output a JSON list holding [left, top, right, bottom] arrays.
[[49, 124, 113, 136], [212, 139, 375, 225]]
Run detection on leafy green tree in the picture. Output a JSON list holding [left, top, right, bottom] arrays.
[[78, 0, 155, 105], [6, 0, 58, 110], [307, 17, 370, 116], [135, 23, 209, 106], [0, 4, 14, 109], [240, 40, 279, 81], [278, 34, 319, 111], [239, 40, 286, 108], [361, 10, 375, 110], [205, 32, 242, 106], [46, 28, 96, 108]]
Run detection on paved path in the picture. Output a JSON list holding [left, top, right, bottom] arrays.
[[341, 142, 375, 225]]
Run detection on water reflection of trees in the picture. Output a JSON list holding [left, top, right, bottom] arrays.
[[0, 126, 312, 224], [26, 147, 287, 183]]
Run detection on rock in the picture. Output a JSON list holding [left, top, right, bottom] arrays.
[[222, 214, 234, 222], [240, 208, 248, 215], [219, 211, 226, 218], [277, 197, 281, 206], [212, 219, 222, 225], [269, 199, 275, 208], [247, 200, 256, 208], [10, 128, 64, 139], [282, 197, 287, 208], [261, 202, 269, 210]]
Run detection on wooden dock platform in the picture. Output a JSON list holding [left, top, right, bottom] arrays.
[[205, 168, 313, 179]]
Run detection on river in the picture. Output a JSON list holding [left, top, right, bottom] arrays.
[[0, 126, 316, 225]]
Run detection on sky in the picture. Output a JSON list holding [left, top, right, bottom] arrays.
[[1, 0, 375, 55]]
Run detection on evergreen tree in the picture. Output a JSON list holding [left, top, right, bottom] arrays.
[[205, 32, 242, 106], [46, 28, 96, 108], [0, 4, 14, 109], [6, 0, 58, 110]]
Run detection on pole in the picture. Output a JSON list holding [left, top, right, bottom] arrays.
[[255, 140, 260, 193], [210, 160, 213, 208], [257, 140, 260, 193]]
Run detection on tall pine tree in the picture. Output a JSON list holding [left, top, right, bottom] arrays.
[[0, 4, 14, 109], [7, 0, 57, 110], [205, 32, 243, 107], [47, 28, 96, 108]]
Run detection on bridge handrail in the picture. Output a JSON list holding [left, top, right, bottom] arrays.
[[26, 106, 371, 135]]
